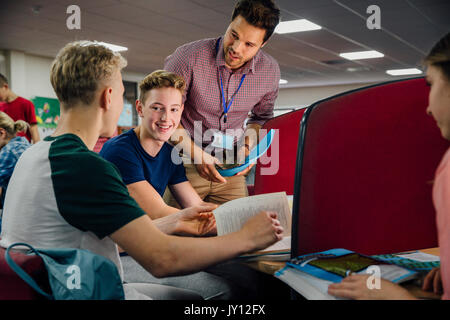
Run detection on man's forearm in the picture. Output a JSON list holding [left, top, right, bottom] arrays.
[[244, 123, 262, 150]]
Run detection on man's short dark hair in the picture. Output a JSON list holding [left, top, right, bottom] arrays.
[[0, 73, 8, 86], [231, 0, 280, 43]]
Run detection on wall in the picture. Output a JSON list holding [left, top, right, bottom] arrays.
[[3, 51, 147, 137], [6, 50, 377, 112], [24, 54, 57, 99], [5, 51, 147, 101], [275, 82, 376, 110]]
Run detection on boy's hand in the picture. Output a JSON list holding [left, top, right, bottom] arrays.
[[174, 204, 217, 236], [240, 211, 283, 252]]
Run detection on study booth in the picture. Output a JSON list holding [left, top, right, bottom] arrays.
[[253, 77, 447, 255], [0, 77, 448, 300], [252, 77, 448, 299], [291, 77, 448, 257]]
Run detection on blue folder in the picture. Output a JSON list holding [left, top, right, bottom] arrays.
[[217, 129, 275, 177]]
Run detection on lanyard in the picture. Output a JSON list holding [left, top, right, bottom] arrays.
[[219, 72, 246, 123], [215, 37, 246, 124]]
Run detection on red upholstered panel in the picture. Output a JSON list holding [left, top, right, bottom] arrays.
[[253, 108, 306, 195], [295, 78, 449, 256], [0, 246, 48, 299]]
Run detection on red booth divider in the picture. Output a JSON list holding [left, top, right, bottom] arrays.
[[292, 77, 449, 256], [253, 108, 307, 196]]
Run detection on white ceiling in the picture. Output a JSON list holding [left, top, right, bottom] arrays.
[[0, 0, 448, 88]]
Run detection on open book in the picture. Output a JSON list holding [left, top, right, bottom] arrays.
[[212, 192, 292, 261], [275, 248, 423, 300]]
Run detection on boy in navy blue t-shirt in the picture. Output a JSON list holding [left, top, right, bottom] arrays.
[[100, 70, 214, 226]]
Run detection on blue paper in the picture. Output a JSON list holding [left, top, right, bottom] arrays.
[[217, 129, 275, 177]]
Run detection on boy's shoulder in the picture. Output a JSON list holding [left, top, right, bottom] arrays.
[[46, 134, 118, 175], [102, 129, 135, 149]]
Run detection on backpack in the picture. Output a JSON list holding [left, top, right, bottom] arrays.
[[5, 242, 125, 300]]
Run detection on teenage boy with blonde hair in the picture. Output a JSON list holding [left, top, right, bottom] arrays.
[[0, 41, 284, 300]]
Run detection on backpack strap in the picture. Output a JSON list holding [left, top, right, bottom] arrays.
[[5, 242, 53, 299]]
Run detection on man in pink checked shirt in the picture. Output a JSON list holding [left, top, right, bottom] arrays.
[[164, 0, 281, 206]]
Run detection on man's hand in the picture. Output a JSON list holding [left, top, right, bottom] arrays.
[[173, 204, 218, 236], [195, 152, 227, 183], [239, 211, 284, 252], [327, 274, 416, 300], [235, 143, 254, 177]]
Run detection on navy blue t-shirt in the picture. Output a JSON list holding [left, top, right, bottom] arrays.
[[99, 129, 188, 197]]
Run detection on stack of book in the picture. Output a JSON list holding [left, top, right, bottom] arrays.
[[275, 248, 440, 300]]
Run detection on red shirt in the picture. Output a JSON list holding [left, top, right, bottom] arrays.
[[0, 97, 37, 142], [164, 37, 280, 148], [433, 147, 450, 299]]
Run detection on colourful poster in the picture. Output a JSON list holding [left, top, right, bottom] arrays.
[[32, 96, 60, 128]]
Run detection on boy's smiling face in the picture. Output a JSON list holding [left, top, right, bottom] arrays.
[[137, 87, 183, 143]]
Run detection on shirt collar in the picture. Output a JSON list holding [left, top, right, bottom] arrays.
[[215, 37, 257, 74]]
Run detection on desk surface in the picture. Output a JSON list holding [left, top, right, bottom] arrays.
[[246, 247, 441, 300]]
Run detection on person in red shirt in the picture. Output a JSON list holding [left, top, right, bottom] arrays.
[[0, 73, 40, 143]]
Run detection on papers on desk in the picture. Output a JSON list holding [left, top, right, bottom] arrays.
[[395, 252, 440, 262], [276, 267, 339, 300], [372, 251, 440, 273]]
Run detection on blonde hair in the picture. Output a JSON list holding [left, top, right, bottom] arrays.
[[424, 32, 450, 81], [139, 70, 186, 103], [50, 41, 127, 108], [0, 112, 29, 137]]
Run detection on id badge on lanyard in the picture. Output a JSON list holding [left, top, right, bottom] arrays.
[[211, 131, 234, 150], [216, 37, 246, 125]]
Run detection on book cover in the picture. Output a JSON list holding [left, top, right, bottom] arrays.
[[285, 248, 418, 284]]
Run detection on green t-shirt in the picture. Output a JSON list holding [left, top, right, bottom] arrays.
[[0, 134, 146, 283]]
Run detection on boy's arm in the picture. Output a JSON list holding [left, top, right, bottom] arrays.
[[127, 180, 179, 219], [127, 181, 216, 236], [109, 206, 284, 278], [168, 181, 204, 208], [29, 124, 40, 143]]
